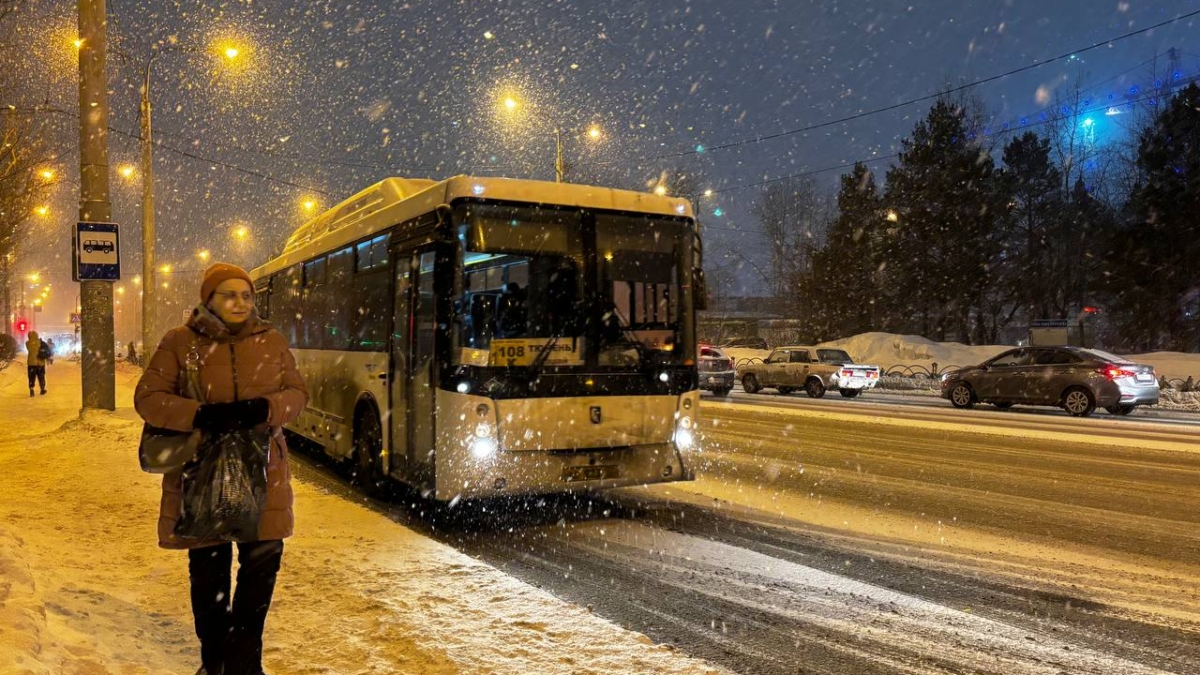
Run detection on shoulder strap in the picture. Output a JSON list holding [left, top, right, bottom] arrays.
[[179, 333, 207, 405]]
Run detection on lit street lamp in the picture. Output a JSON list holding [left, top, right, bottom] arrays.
[[497, 92, 602, 182]]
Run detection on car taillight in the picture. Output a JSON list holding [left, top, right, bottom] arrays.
[[841, 369, 853, 377], [1098, 366, 1136, 380]]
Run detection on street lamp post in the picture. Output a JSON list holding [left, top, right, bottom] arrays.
[[139, 50, 161, 358], [139, 44, 238, 354], [140, 48, 196, 355], [554, 128, 564, 183]]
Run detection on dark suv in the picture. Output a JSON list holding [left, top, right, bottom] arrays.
[[940, 346, 1159, 417]]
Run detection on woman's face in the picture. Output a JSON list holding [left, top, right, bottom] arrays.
[[207, 278, 255, 327]]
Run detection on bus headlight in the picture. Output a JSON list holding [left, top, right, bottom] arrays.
[[674, 426, 695, 450], [678, 416, 693, 430], [470, 436, 498, 460]]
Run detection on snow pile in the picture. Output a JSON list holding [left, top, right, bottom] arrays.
[[819, 332, 1002, 371], [0, 362, 725, 675], [1160, 388, 1200, 412]]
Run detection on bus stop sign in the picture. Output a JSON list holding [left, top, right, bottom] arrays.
[[73, 221, 121, 281]]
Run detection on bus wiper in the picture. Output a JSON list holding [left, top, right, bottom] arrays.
[[599, 304, 655, 373], [527, 332, 564, 381]]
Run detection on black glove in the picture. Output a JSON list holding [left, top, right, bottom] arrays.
[[192, 398, 271, 432]]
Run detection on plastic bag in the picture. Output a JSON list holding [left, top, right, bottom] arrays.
[[174, 427, 270, 541]]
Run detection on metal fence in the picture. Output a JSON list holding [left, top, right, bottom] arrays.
[[731, 358, 1197, 391]]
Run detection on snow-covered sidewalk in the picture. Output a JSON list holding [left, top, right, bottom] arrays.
[[0, 361, 724, 675]]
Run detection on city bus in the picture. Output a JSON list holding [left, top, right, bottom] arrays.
[[250, 175, 706, 501]]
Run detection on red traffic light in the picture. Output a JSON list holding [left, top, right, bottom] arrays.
[[16, 318, 29, 333]]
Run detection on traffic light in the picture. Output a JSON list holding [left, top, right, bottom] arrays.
[[15, 318, 29, 333]]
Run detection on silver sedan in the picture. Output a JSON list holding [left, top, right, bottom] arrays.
[[940, 346, 1159, 417]]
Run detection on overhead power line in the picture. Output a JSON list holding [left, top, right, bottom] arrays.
[[704, 80, 1183, 205], [661, 8, 1200, 160]]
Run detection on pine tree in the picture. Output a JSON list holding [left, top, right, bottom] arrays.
[[999, 132, 1061, 322], [1110, 83, 1200, 351], [883, 99, 1005, 342], [802, 164, 884, 339]]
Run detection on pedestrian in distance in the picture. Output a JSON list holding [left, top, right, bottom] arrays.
[[45, 338, 56, 365], [134, 262, 307, 675], [127, 340, 138, 366], [25, 330, 48, 396]]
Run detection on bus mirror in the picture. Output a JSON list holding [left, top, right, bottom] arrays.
[[693, 268, 708, 311]]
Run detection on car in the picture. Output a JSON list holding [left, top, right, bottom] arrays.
[[719, 336, 768, 350], [738, 346, 880, 398], [698, 345, 735, 396], [939, 346, 1159, 417]]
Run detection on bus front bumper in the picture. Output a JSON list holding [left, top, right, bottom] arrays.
[[434, 442, 694, 501]]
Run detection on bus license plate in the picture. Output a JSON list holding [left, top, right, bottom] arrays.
[[562, 465, 619, 483]]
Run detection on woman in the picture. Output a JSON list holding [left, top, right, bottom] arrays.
[[135, 263, 307, 675]]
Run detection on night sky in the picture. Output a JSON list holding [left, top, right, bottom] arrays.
[[8, 0, 1200, 322]]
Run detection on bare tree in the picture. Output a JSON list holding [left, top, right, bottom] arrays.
[[752, 177, 829, 308], [1, 1, 55, 335]]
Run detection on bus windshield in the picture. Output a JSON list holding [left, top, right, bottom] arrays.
[[454, 204, 689, 370]]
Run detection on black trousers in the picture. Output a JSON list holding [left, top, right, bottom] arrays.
[[27, 366, 45, 392], [188, 540, 284, 675]]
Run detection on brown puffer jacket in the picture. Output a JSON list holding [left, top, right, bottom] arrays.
[[134, 306, 308, 549]]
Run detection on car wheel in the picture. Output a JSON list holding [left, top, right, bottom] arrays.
[[353, 408, 389, 498], [805, 378, 826, 399], [1062, 387, 1096, 417], [949, 383, 975, 409], [839, 389, 860, 398], [993, 402, 1013, 409], [778, 386, 795, 395], [1105, 405, 1135, 416], [712, 387, 732, 397], [742, 374, 761, 394]]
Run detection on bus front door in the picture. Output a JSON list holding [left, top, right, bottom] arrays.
[[389, 249, 437, 487]]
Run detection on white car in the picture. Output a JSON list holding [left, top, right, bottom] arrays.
[[739, 346, 880, 398]]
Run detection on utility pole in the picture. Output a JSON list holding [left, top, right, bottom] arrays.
[[78, 0, 116, 410]]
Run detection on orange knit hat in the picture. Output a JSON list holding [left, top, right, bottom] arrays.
[[200, 263, 254, 302]]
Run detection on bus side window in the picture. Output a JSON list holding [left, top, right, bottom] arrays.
[[415, 251, 436, 367], [301, 257, 327, 349], [273, 265, 302, 345], [325, 247, 353, 349], [255, 280, 271, 320]]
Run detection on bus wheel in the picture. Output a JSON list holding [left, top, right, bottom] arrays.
[[354, 409, 388, 499]]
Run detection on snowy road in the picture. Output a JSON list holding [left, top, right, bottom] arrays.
[[714, 384, 1200, 429], [287, 398, 1200, 674], [4, 362, 1198, 674]]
